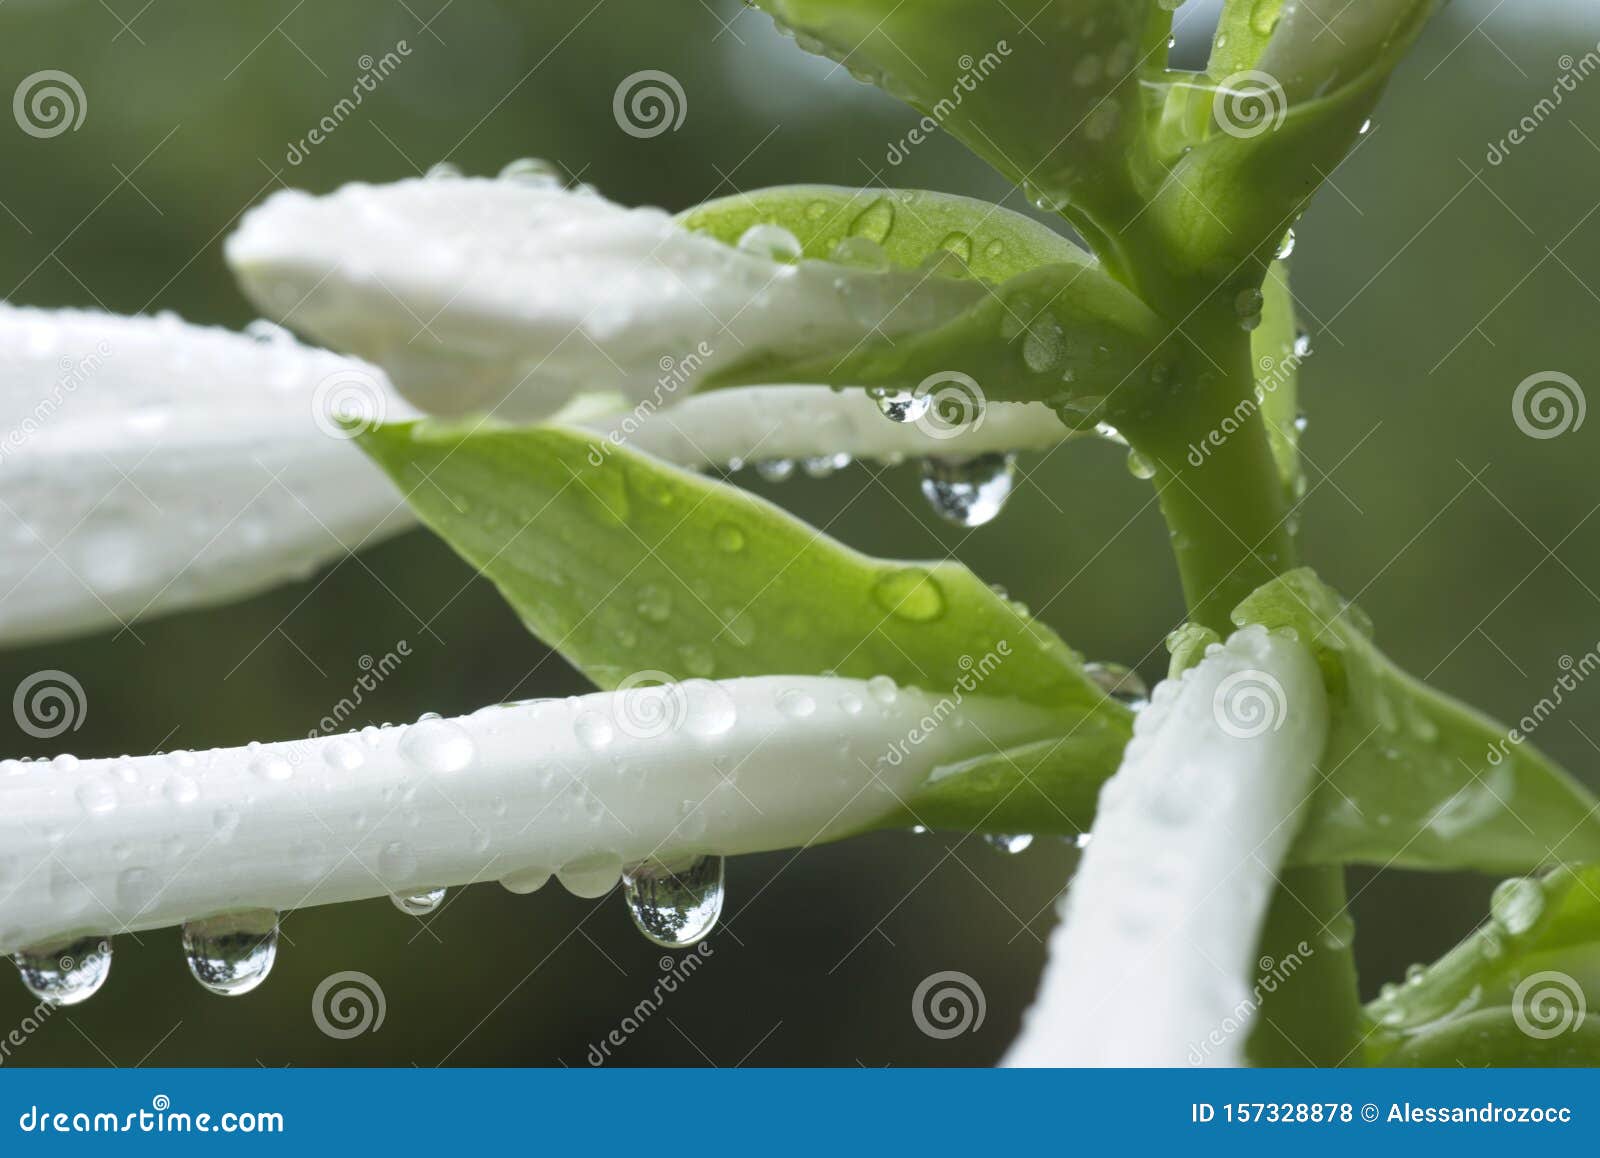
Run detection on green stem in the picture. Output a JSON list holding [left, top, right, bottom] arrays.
[[1123, 304, 1362, 1065]]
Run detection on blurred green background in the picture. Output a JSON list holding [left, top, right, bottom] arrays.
[[0, 0, 1597, 1065]]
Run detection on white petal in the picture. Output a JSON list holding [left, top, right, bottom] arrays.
[[1004, 626, 1328, 1067], [574, 385, 1076, 470], [0, 306, 415, 645], [225, 176, 987, 420], [0, 675, 1057, 953]]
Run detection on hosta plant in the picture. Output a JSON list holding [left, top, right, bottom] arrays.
[[3, 0, 1597, 1066]]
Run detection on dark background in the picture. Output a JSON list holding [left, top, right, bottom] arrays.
[[0, 0, 1597, 1065]]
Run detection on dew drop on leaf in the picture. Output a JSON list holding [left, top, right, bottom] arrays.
[[872, 568, 946, 622], [736, 222, 804, 263], [848, 196, 895, 244]]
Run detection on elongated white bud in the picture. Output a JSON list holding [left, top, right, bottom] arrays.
[[1005, 626, 1328, 1067], [0, 675, 1058, 954], [0, 305, 415, 646]]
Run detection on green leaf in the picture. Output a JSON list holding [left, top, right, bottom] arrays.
[[360, 420, 1135, 836], [1231, 569, 1600, 873], [1145, 0, 1440, 295], [678, 184, 1086, 283], [1365, 865, 1600, 1065], [744, 0, 1168, 284]]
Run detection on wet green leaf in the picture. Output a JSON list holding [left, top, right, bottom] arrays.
[[1232, 569, 1600, 873], [1365, 864, 1600, 1065]]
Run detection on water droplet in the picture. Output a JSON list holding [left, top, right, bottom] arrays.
[[1293, 329, 1313, 359], [736, 222, 804, 263], [776, 688, 817, 718], [867, 675, 899, 704], [1489, 876, 1545, 935], [75, 778, 117, 816], [636, 583, 672, 623], [425, 161, 464, 180], [829, 236, 890, 271], [984, 833, 1034, 855], [872, 568, 946, 622], [1126, 449, 1156, 480], [848, 197, 895, 243], [1021, 317, 1065, 373], [1274, 229, 1296, 260], [874, 388, 931, 424], [557, 853, 624, 899], [400, 718, 475, 774], [919, 453, 1016, 527], [500, 867, 551, 894], [1084, 662, 1149, 709], [754, 458, 796, 482], [13, 936, 112, 1006], [392, 888, 446, 917], [182, 911, 278, 996], [250, 753, 294, 782], [937, 231, 972, 263], [498, 156, 565, 186], [623, 855, 725, 948], [574, 712, 615, 751], [801, 451, 851, 478], [1234, 288, 1265, 331], [379, 840, 418, 884], [712, 522, 745, 552]]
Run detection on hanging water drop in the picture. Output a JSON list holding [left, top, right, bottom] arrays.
[[984, 833, 1035, 855], [1293, 329, 1313, 359], [181, 910, 278, 996], [736, 222, 804, 263], [1274, 229, 1296, 260], [1125, 449, 1156, 480], [1233, 288, 1265, 332], [392, 887, 447, 917], [919, 453, 1016, 528], [754, 458, 796, 482], [622, 855, 725, 948], [13, 935, 112, 1006], [874, 388, 930, 424]]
